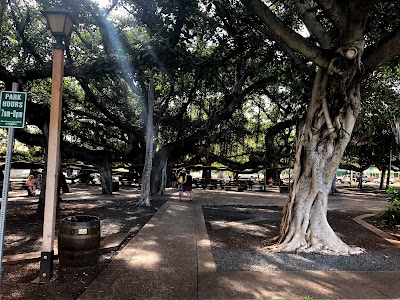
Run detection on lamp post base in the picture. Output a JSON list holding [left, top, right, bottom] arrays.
[[39, 251, 54, 283]]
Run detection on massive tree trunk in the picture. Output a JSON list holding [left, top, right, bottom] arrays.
[[330, 175, 339, 195], [203, 139, 212, 180], [137, 74, 155, 207], [238, 0, 400, 255], [150, 147, 169, 195], [276, 68, 364, 255], [96, 157, 113, 194], [393, 119, 400, 159], [379, 168, 386, 190], [157, 160, 168, 196]]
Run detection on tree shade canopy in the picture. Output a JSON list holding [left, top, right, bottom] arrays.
[[0, 0, 399, 252]]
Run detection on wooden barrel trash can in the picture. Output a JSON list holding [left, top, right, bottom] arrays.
[[58, 215, 100, 268], [279, 186, 289, 193], [112, 181, 119, 192]]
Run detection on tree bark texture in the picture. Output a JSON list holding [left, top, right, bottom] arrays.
[[157, 160, 168, 196], [393, 119, 400, 159], [138, 75, 155, 207], [277, 68, 364, 255], [329, 175, 338, 195], [379, 169, 386, 190], [150, 147, 169, 195], [96, 158, 113, 195]]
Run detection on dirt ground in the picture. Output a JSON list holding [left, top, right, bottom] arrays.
[[1, 185, 167, 300], [1, 185, 398, 299]]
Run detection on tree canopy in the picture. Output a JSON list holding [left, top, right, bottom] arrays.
[[0, 1, 399, 206]]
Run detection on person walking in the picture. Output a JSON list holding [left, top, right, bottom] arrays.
[[177, 168, 186, 201], [25, 175, 36, 196], [34, 173, 42, 191], [184, 171, 193, 201]]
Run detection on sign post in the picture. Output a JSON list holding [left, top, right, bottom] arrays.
[[0, 84, 26, 293], [0, 91, 27, 128]]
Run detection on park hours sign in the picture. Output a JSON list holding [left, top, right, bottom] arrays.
[[0, 91, 27, 128]]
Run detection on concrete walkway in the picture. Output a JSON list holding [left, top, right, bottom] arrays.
[[78, 188, 400, 299]]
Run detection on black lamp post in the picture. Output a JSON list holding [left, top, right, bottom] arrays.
[[39, 8, 75, 283]]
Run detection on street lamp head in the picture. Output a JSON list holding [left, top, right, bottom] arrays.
[[42, 8, 76, 39]]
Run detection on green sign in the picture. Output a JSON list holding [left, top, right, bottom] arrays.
[[0, 91, 27, 128]]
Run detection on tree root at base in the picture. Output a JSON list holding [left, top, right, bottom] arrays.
[[267, 240, 364, 255]]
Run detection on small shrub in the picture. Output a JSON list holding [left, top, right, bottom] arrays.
[[379, 207, 400, 228], [386, 187, 400, 209], [379, 188, 400, 228]]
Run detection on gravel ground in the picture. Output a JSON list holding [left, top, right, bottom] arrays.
[[212, 249, 400, 271], [203, 205, 400, 272]]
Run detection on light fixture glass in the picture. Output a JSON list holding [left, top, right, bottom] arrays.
[[42, 9, 75, 38]]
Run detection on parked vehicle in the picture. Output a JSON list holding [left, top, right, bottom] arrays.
[[373, 178, 394, 184], [336, 175, 355, 183], [336, 175, 346, 183], [237, 173, 259, 180], [361, 175, 372, 183]]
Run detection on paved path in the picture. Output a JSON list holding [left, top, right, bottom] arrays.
[[77, 188, 400, 299]]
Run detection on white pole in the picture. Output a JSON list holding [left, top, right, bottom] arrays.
[[39, 44, 64, 282], [0, 82, 18, 294]]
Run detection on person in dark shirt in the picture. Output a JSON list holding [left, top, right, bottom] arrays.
[[184, 171, 193, 201]]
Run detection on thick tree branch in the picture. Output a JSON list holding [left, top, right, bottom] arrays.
[[155, 61, 250, 162], [169, 0, 188, 48], [240, 0, 330, 69], [69, 108, 125, 129], [66, 126, 121, 153], [8, 4, 44, 64], [14, 130, 47, 148], [60, 140, 118, 165], [339, 163, 371, 173], [0, 65, 12, 84], [363, 26, 400, 72], [296, 2, 332, 49], [314, 0, 346, 32], [243, 75, 278, 95], [19, 59, 113, 83], [78, 79, 139, 133], [252, 23, 313, 75], [196, 147, 263, 171]]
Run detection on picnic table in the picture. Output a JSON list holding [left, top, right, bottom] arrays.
[[224, 180, 247, 192], [193, 178, 220, 190], [65, 172, 95, 184]]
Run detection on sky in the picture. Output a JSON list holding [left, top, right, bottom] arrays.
[[94, 0, 110, 8]]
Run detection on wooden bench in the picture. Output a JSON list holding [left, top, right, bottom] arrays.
[[119, 177, 134, 185], [9, 180, 26, 190], [224, 181, 247, 192]]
